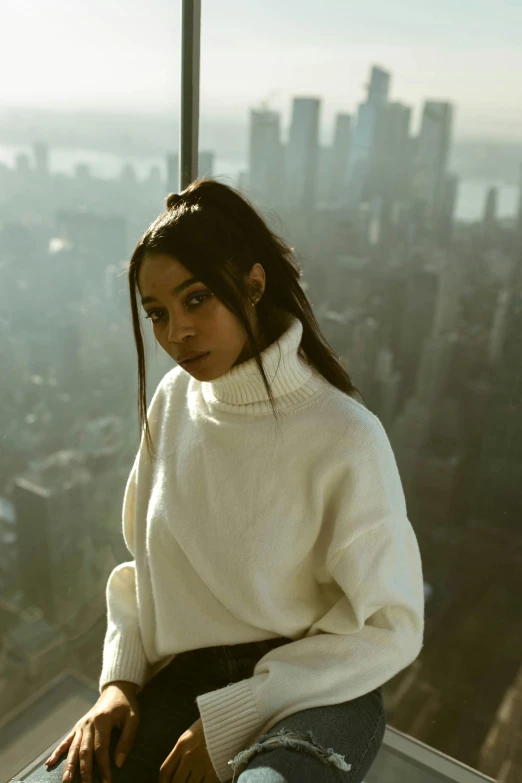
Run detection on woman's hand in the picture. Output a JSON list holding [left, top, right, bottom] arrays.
[[159, 716, 220, 783], [44, 681, 140, 783]]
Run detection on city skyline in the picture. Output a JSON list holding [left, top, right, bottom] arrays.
[[1, 0, 521, 143], [1, 2, 522, 780]]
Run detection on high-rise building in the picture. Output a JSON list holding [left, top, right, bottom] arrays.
[[345, 65, 391, 207], [316, 145, 333, 207], [367, 102, 411, 200], [248, 108, 284, 209], [166, 152, 178, 192], [198, 151, 215, 178], [15, 153, 31, 175], [329, 113, 352, 206], [285, 97, 321, 211], [411, 101, 454, 227], [472, 258, 522, 532], [33, 143, 49, 177], [516, 162, 522, 236], [365, 101, 412, 245], [366, 65, 390, 104], [12, 451, 92, 624], [483, 186, 498, 227], [437, 172, 459, 246]]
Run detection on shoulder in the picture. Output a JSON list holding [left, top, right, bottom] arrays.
[[158, 364, 188, 395], [305, 382, 402, 486], [312, 380, 389, 447], [145, 365, 188, 420], [311, 386, 407, 520], [150, 364, 186, 399], [319, 387, 405, 509]]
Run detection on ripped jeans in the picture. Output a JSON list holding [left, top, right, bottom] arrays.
[[39, 636, 386, 783]]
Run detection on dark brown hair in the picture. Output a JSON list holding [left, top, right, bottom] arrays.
[[127, 178, 366, 458]]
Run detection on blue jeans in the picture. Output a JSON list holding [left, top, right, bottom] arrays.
[[38, 636, 386, 783]]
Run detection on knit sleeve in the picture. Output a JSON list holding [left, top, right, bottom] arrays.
[[196, 412, 425, 782], [98, 453, 149, 693]]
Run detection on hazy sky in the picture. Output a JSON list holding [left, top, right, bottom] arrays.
[[1, 0, 521, 142]]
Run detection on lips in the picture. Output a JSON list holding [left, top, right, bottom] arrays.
[[180, 352, 209, 366], [179, 351, 206, 364]]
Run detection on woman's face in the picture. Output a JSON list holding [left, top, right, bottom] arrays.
[[138, 253, 265, 380]]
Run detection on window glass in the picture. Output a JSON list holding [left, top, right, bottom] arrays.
[[200, 1, 522, 778], [0, 2, 179, 776]]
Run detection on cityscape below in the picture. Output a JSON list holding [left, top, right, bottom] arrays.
[[0, 62, 521, 782]]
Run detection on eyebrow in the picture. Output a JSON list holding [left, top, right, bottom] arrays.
[[140, 277, 200, 306]]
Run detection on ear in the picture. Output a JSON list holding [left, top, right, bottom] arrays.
[[249, 263, 266, 295]]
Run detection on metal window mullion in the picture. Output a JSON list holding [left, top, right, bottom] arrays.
[[179, 0, 201, 191]]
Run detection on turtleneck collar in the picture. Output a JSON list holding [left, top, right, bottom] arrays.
[[197, 314, 325, 415]]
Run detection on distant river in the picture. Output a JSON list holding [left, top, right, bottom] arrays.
[[0, 143, 519, 223]]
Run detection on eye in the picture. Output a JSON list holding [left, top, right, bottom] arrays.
[[143, 292, 211, 324], [144, 309, 163, 323], [186, 292, 211, 308]]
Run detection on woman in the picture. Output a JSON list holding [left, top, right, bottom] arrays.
[[44, 179, 424, 783]]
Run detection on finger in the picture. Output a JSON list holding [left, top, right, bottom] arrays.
[[113, 710, 140, 768], [159, 749, 181, 783], [45, 731, 75, 766], [63, 731, 82, 783], [78, 723, 94, 783], [93, 721, 112, 783]]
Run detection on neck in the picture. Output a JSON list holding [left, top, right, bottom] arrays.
[[234, 309, 289, 367], [199, 313, 325, 414]]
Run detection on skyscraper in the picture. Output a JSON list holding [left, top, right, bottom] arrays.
[[437, 172, 459, 246], [248, 108, 284, 209], [472, 258, 522, 532], [365, 101, 412, 245], [167, 152, 178, 192], [516, 162, 522, 236], [198, 151, 215, 179], [366, 102, 411, 199], [329, 113, 352, 206], [366, 65, 390, 104], [33, 142, 49, 177], [483, 186, 498, 235], [285, 97, 321, 211], [411, 101, 454, 227], [345, 65, 391, 207], [13, 452, 91, 624]]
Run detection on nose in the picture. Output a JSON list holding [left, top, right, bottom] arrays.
[[166, 314, 196, 345]]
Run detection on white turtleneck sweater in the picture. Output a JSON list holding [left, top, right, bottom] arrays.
[[99, 314, 424, 782]]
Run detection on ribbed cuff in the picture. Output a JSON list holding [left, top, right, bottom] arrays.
[[196, 678, 261, 782], [98, 632, 149, 694]]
